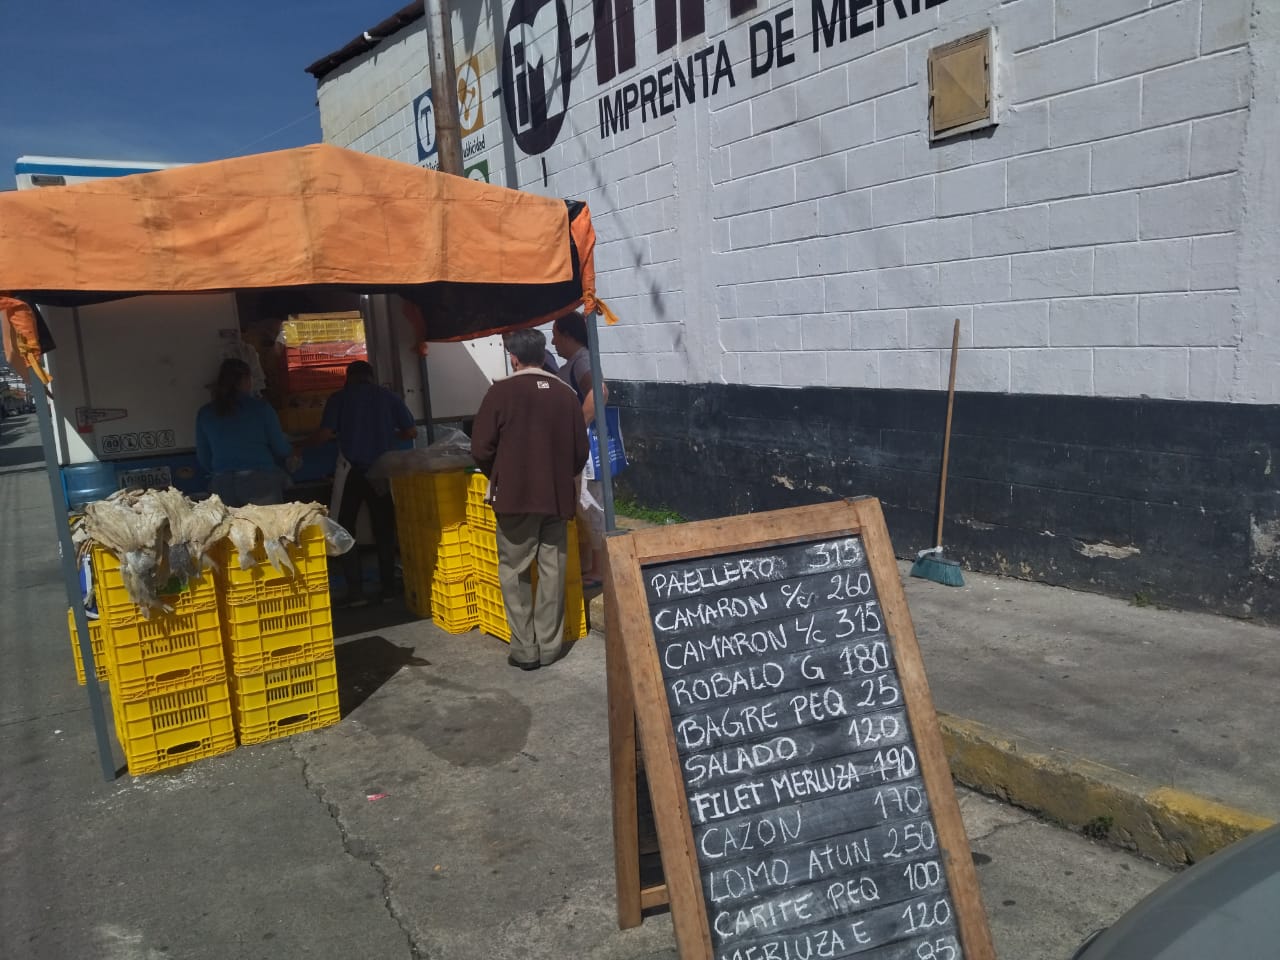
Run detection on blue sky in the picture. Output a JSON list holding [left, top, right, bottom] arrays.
[[1, 1, 400, 188]]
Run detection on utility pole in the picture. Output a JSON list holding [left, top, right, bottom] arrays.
[[424, 0, 464, 175]]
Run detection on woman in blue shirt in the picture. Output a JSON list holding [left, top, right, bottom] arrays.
[[196, 359, 293, 506]]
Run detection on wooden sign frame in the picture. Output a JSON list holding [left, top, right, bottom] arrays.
[[605, 498, 995, 960]]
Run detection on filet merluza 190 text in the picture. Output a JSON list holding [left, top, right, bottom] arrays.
[[645, 537, 962, 960]]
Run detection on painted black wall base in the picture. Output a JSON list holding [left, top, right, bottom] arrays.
[[610, 381, 1280, 624]]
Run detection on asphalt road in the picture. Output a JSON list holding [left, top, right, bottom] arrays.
[[0, 427, 1174, 960]]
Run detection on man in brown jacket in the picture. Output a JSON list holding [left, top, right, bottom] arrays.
[[471, 328, 589, 669]]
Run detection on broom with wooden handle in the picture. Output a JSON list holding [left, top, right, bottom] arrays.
[[910, 318, 965, 587]]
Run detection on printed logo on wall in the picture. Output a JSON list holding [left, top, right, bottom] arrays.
[[464, 160, 491, 183], [457, 57, 485, 136], [500, 0, 573, 155], [415, 89, 437, 160]]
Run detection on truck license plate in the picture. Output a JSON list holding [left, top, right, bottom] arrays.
[[117, 466, 172, 491]]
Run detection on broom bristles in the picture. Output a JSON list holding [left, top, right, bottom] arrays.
[[910, 551, 965, 587]]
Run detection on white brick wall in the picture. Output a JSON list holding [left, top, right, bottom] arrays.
[[314, 0, 1274, 403]]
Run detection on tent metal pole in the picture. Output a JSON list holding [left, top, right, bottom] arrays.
[[29, 367, 117, 781], [585, 311, 616, 534], [418, 354, 437, 445]]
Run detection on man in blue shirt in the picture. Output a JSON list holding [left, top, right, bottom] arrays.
[[312, 361, 417, 605]]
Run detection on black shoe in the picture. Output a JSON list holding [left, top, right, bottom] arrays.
[[507, 655, 540, 671]]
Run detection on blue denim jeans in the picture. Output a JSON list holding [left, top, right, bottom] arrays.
[[211, 469, 287, 507]]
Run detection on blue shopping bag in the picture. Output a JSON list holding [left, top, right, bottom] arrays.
[[585, 406, 627, 480]]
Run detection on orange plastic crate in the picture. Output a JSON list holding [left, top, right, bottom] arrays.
[[231, 655, 340, 745], [67, 607, 110, 685], [284, 340, 366, 367], [106, 606, 227, 701], [282, 363, 347, 394], [113, 679, 237, 775]]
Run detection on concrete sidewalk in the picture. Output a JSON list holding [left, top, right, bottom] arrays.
[[593, 516, 1278, 867], [902, 562, 1278, 863], [0, 450, 1190, 959]]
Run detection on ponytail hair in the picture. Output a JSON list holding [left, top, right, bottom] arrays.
[[213, 358, 251, 416]]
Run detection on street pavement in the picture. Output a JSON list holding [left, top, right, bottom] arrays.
[[2, 418, 1179, 959]]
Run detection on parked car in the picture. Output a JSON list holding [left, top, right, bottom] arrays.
[[1070, 822, 1280, 959]]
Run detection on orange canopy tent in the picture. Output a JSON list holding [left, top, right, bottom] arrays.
[[0, 143, 612, 783], [0, 143, 599, 377]]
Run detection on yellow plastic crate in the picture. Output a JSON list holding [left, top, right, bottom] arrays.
[[475, 578, 587, 644], [469, 519, 576, 566], [565, 582, 589, 641], [279, 405, 324, 435], [281, 313, 366, 345], [430, 472, 470, 528], [67, 608, 109, 685], [391, 471, 469, 529], [231, 655, 341, 745], [465, 473, 491, 525], [106, 606, 227, 701], [113, 679, 237, 775], [221, 589, 334, 676], [467, 497, 496, 532], [430, 574, 477, 634], [426, 525, 473, 580], [215, 525, 329, 603], [405, 564, 434, 619], [475, 578, 511, 641], [470, 526, 500, 578], [92, 545, 218, 627]]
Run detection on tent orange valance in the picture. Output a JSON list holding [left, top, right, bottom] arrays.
[[0, 143, 597, 351]]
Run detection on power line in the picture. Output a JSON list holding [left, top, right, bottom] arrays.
[[234, 108, 320, 153]]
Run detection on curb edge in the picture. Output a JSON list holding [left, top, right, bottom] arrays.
[[938, 713, 1275, 867], [586, 593, 1275, 867]]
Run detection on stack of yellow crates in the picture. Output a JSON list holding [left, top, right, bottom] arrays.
[[215, 525, 341, 745], [90, 547, 237, 774], [391, 470, 477, 633], [66, 607, 109, 685], [468, 472, 589, 643]]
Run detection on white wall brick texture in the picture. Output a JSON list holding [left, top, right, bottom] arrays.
[[1097, 1, 1200, 81], [1014, 33, 1098, 102], [850, 311, 909, 350], [1048, 193, 1139, 247], [1201, 0, 1255, 55], [972, 301, 1051, 347], [1050, 296, 1139, 346], [316, 0, 1262, 402], [973, 205, 1049, 257], [906, 216, 973, 264]]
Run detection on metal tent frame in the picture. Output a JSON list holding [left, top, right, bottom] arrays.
[[33, 303, 617, 782]]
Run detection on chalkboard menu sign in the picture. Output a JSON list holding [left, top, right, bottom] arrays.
[[604, 500, 994, 960]]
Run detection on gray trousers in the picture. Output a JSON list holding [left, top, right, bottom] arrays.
[[495, 513, 567, 665]]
